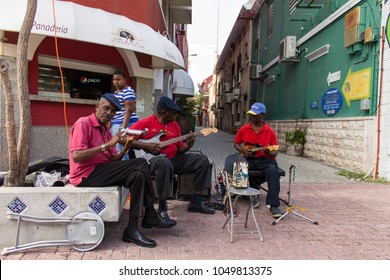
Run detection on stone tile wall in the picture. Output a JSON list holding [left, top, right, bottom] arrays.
[[268, 117, 376, 173]]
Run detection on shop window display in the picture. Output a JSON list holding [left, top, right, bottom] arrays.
[[38, 65, 112, 100]]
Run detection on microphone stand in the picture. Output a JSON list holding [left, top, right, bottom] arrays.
[[272, 165, 319, 225]]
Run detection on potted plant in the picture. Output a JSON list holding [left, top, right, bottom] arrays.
[[175, 97, 196, 135], [285, 126, 307, 156]]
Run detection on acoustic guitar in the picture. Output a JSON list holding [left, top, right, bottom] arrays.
[[134, 127, 218, 161], [241, 144, 279, 158]]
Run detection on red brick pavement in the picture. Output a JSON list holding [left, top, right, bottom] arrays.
[[2, 181, 389, 260]]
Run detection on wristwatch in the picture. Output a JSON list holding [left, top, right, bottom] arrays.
[[100, 144, 106, 152]]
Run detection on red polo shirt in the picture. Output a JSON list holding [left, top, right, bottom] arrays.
[[69, 113, 117, 186], [234, 121, 278, 159], [131, 115, 184, 159]]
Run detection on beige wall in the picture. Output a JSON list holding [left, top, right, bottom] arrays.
[[134, 76, 155, 120], [378, 2, 390, 179], [268, 117, 376, 173]]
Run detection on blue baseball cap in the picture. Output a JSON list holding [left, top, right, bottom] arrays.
[[158, 96, 181, 112], [247, 102, 266, 115], [101, 93, 121, 111]]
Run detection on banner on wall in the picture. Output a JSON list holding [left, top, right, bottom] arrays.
[[321, 88, 343, 117], [341, 67, 371, 106]]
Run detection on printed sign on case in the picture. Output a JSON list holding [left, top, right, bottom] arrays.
[[321, 88, 343, 116]]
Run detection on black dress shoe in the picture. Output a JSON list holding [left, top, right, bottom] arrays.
[[122, 229, 156, 248], [187, 202, 215, 214], [141, 214, 176, 228], [159, 211, 177, 226]]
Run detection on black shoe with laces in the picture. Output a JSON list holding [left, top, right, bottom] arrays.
[[187, 202, 215, 214], [269, 206, 282, 218]]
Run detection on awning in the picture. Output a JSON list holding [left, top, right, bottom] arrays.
[[172, 69, 194, 96], [0, 0, 184, 69]]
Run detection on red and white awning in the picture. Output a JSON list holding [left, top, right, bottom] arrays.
[[0, 0, 184, 69]]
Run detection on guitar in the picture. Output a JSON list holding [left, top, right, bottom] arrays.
[[134, 127, 218, 161], [241, 144, 279, 158]]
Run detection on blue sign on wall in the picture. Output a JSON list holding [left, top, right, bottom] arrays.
[[321, 88, 343, 116]]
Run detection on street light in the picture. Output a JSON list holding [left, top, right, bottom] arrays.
[[185, 54, 197, 71]]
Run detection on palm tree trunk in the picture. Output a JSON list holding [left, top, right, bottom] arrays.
[[0, 61, 18, 185]]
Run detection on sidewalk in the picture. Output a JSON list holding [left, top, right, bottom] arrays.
[[1, 128, 389, 260]]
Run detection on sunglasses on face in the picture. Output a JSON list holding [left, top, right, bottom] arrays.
[[165, 110, 177, 115]]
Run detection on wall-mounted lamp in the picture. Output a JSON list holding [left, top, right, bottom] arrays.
[[265, 75, 275, 84], [305, 44, 330, 62]]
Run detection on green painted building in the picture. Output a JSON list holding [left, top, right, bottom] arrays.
[[215, 0, 384, 175], [252, 0, 381, 120]]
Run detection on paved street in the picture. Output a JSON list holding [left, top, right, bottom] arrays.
[[1, 127, 389, 260]]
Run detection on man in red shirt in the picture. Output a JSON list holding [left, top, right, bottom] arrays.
[[131, 96, 215, 225], [69, 93, 173, 248], [234, 102, 282, 218]]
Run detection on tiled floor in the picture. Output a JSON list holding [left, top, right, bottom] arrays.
[[1, 128, 389, 260]]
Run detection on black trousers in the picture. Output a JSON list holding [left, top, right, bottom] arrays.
[[149, 153, 212, 199], [247, 158, 281, 207], [77, 158, 154, 218]]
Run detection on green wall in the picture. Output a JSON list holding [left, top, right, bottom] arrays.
[[251, 0, 381, 121]]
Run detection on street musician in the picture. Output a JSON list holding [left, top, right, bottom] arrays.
[[234, 102, 282, 218]]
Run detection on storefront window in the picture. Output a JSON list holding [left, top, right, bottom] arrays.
[[38, 66, 66, 96], [38, 65, 112, 100]]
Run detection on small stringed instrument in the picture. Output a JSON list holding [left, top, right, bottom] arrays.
[[241, 144, 279, 158], [134, 127, 218, 161]]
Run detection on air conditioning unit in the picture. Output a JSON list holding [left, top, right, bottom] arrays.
[[279, 36, 298, 62], [249, 64, 263, 79], [232, 89, 240, 99], [224, 83, 231, 92], [225, 92, 232, 103]]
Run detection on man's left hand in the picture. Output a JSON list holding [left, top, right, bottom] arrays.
[[186, 131, 196, 147], [124, 135, 135, 150], [264, 148, 278, 158], [114, 132, 134, 146]]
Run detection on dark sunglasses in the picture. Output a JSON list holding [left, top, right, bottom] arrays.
[[165, 110, 177, 115]]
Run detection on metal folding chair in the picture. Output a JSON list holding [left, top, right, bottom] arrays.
[[1, 211, 104, 255], [222, 153, 264, 243]]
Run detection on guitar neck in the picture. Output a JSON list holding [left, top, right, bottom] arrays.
[[249, 145, 279, 153], [250, 147, 267, 153], [159, 131, 199, 148]]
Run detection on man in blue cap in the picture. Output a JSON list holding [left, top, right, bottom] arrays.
[[130, 96, 215, 225], [233, 102, 282, 218], [69, 93, 173, 248]]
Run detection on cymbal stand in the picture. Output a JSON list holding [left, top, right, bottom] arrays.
[[272, 165, 318, 225]]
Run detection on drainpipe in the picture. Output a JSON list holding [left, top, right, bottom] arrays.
[[374, 26, 385, 179]]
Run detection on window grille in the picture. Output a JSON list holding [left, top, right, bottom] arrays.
[[289, 0, 298, 13], [267, 3, 274, 38]]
